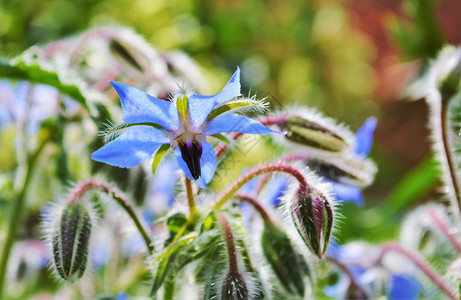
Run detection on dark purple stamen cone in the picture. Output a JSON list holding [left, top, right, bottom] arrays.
[[179, 141, 203, 180]]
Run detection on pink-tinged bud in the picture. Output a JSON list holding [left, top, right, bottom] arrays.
[[290, 189, 334, 259], [221, 271, 249, 300]]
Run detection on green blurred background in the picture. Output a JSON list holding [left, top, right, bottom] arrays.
[[1, 0, 461, 243]]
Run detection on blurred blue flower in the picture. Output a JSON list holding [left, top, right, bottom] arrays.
[[326, 242, 422, 300], [388, 274, 421, 300], [91, 68, 276, 188]]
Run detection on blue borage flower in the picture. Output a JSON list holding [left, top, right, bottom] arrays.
[[91, 68, 277, 188]]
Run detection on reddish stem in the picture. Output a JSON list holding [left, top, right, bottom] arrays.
[[235, 192, 274, 226], [379, 243, 457, 300], [69, 179, 154, 254], [214, 163, 308, 210], [428, 209, 461, 253], [218, 214, 239, 272]]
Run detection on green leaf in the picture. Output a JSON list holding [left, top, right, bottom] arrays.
[[207, 98, 267, 121], [152, 144, 171, 175], [0, 47, 92, 109], [383, 155, 439, 215]]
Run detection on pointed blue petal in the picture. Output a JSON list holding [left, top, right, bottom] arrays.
[[175, 141, 217, 189], [354, 117, 377, 157], [111, 81, 179, 131], [91, 126, 170, 168], [330, 182, 364, 206], [388, 274, 421, 300], [205, 113, 277, 136], [188, 68, 241, 126]]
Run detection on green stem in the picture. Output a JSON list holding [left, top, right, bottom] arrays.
[[0, 140, 47, 298], [214, 163, 308, 210], [69, 179, 154, 254], [185, 177, 197, 217]]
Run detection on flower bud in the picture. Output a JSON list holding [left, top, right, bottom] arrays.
[[221, 271, 249, 300], [283, 109, 354, 153], [306, 154, 376, 187], [291, 189, 334, 259], [261, 225, 309, 296], [51, 202, 92, 282]]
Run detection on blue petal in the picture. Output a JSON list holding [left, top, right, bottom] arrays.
[[188, 68, 241, 126], [91, 126, 169, 168], [205, 113, 277, 136], [175, 141, 217, 189], [111, 81, 179, 131], [262, 177, 289, 207], [388, 274, 421, 300], [330, 181, 364, 206], [354, 117, 377, 157]]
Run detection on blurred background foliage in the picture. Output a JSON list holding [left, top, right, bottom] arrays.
[[1, 0, 461, 253]]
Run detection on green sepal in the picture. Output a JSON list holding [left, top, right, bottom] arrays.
[[207, 98, 266, 121], [176, 95, 189, 121], [152, 144, 171, 175], [321, 197, 334, 256], [210, 133, 232, 145]]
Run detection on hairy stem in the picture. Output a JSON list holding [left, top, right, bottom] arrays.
[[427, 209, 461, 253], [214, 163, 308, 210], [440, 99, 461, 217], [69, 179, 154, 254], [236, 193, 274, 227], [218, 214, 239, 272], [379, 243, 457, 300], [0, 140, 47, 297]]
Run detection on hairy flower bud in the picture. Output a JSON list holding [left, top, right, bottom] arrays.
[[51, 202, 92, 282], [291, 189, 334, 259], [221, 271, 249, 300], [306, 154, 376, 187], [283, 109, 354, 153], [261, 225, 309, 296]]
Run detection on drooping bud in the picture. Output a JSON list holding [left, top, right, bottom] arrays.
[[291, 188, 334, 259], [221, 271, 249, 300], [51, 202, 92, 282], [178, 141, 203, 179], [261, 225, 310, 296], [283, 109, 354, 153], [306, 154, 376, 187]]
